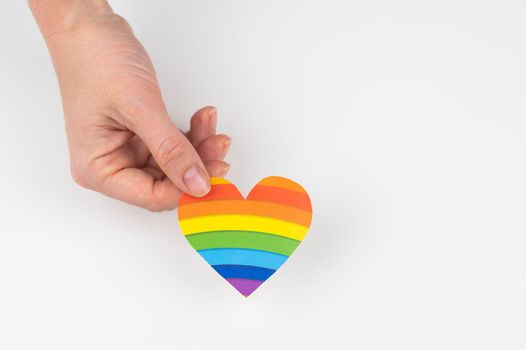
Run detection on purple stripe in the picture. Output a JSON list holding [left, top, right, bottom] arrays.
[[226, 278, 263, 296]]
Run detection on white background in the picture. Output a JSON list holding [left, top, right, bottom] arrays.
[[1, 1, 525, 348]]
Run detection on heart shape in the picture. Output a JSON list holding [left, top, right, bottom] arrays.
[[178, 176, 312, 297]]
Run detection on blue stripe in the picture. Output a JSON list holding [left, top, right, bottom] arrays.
[[198, 248, 288, 270], [212, 265, 276, 281]]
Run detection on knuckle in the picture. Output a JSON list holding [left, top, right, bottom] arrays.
[[70, 156, 102, 191], [156, 136, 188, 168], [108, 14, 131, 28], [144, 202, 165, 212], [100, 14, 134, 34], [143, 193, 170, 212], [70, 165, 91, 189], [143, 182, 178, 212]]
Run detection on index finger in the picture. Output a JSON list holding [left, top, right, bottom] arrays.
[[100, 167, 182, 211]]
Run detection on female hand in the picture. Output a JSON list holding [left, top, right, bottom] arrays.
[[30, 0, 231, 211]]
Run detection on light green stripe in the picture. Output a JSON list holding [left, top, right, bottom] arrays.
[[185, 230, 301, 256]]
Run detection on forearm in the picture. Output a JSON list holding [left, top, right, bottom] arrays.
[[28, 0, 113, 39]]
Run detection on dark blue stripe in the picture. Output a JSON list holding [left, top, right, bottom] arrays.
[[212, 264, 276, 281]]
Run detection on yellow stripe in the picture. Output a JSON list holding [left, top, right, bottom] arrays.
[[179, 214, 309, 241], [210, 177, 232, 185]]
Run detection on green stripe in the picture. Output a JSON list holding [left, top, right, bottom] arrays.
[[185, 230, 301, 256]]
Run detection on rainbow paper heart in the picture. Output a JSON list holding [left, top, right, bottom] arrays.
[[178, 176, 312, 297]]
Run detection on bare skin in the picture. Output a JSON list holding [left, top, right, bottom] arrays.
[[29, 0, 231, 211]]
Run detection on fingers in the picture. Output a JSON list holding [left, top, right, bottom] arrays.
[[204, 160, 231, 178], [186, 106, 217, 147], [86, 104, 230, 211], [100, 167, 182, 211], [127, 105, 211, 197], [140, 133, 231, 179], [98, 160, 229, 211], [142, 164, 165, 180], [197, 134, 231, 161], [127, 135, 151, 165]]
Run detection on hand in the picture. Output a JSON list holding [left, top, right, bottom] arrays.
[[30, 1, 230, 211]]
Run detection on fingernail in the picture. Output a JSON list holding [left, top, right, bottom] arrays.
[[208, 107, 217, 133], [222, 138, 231, 158], [220, 163, 231, 177], [183, 166, 210, 197]]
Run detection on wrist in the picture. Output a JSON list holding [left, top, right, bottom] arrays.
[[29, 0, 113, 40]]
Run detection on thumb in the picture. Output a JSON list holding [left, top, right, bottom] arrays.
[[130, 108, 211, 197]]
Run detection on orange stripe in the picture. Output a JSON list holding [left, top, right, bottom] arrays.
[[257, 176, 307, 193], [247, 185, 312, 212], [179, 184, 243, 205], [178, 199, 312, 227]]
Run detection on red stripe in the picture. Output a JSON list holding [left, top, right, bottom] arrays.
[[247, 185, 312, 212]]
